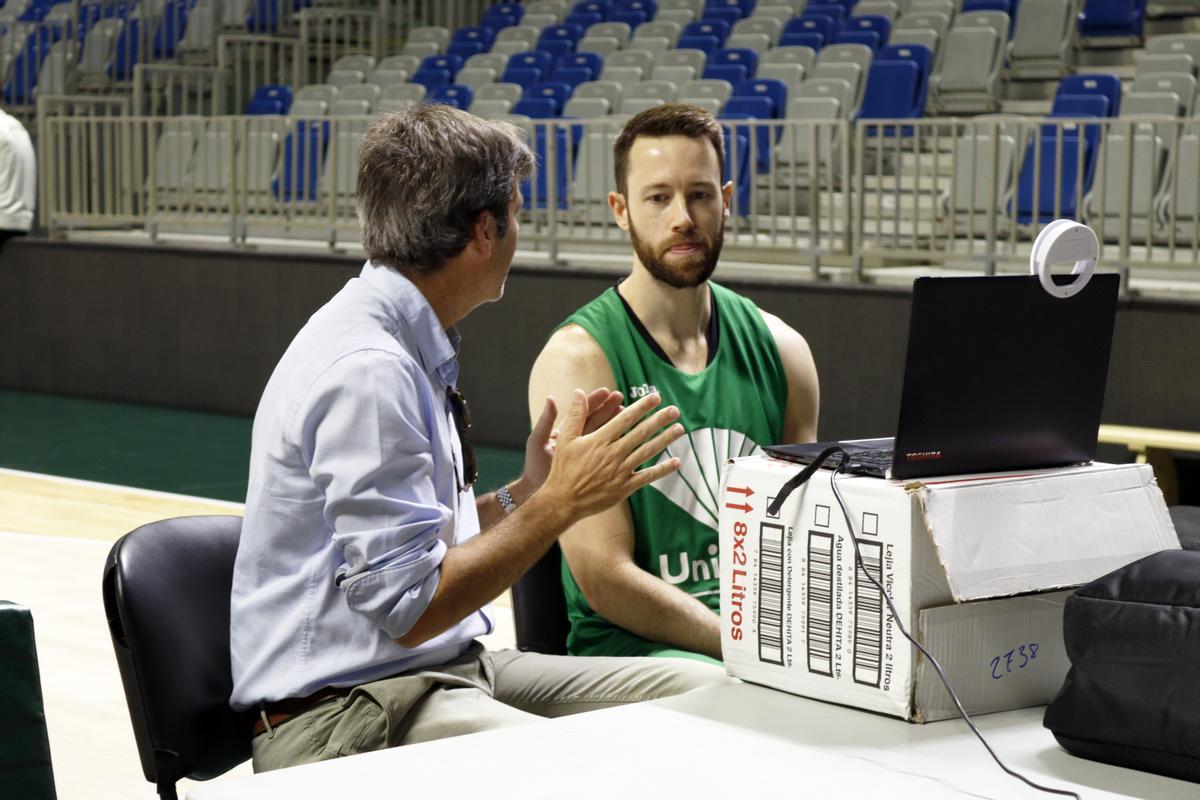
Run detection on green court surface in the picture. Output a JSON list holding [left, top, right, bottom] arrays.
[[0, 390, 524, 503]]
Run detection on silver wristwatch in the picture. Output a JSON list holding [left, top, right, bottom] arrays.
[[497, 484, 518, 514]]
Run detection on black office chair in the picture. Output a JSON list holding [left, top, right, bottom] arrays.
[[102, 515, 255, 800], [510, 542, 570, 655]]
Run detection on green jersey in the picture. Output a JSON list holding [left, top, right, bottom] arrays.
[[558, 281, 788, 660]]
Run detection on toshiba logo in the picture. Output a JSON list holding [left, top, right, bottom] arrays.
[[905, 451, 942, 462]]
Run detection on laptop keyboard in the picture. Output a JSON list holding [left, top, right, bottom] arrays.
[[842, 448, 895, 472]]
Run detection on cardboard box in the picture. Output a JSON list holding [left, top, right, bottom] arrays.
[[718, 459, 1179, 722]]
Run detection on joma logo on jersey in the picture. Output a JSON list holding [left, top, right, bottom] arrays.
[[659, 543, 720, 585], [628, 383, 659, 399]]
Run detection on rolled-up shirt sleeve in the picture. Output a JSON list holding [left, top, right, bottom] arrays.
[[300, 348, 451, 640]]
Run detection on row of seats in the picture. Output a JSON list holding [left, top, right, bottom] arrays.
[[0, 0, 307, 104]]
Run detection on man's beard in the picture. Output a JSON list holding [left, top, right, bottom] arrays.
[[628, 217, 724, 289]]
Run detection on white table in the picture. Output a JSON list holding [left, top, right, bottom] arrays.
[[190, 683, 1196, 800]]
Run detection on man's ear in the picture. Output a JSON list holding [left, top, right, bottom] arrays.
[[609, 191, 630, 232], [721, 180, 734, 218], [473, 210, 496, 256]]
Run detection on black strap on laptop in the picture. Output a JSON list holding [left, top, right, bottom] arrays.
[[764, 445, 1081, 800]]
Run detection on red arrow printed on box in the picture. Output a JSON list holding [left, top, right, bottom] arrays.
[[725, 501, 753, 514], [726, 485, 754, 497]]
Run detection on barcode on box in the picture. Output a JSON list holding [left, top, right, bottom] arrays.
[[758, 522, 785, 665], [853, 540, 884, 687], [807, 531, 834, 676]]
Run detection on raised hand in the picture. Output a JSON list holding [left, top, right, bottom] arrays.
[[540, 389, 684, 522]]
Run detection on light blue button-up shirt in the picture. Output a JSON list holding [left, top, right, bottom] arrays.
[[230, 262, 493, 710]]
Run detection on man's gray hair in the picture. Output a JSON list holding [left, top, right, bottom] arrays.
[[356, 104, 534, 272]]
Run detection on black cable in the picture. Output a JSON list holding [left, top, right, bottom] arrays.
[[776, 447, 1082, 800]]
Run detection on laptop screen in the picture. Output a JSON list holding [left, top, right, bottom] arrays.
[[890, 273, 1119, 479]]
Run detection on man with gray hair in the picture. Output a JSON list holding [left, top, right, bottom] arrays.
[[229, 104, 730, 773]]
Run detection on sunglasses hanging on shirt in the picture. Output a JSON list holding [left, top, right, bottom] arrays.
[[446, 386, 478, 491]]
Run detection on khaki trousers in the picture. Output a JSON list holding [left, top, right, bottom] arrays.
[[252, 643, 734, 772]]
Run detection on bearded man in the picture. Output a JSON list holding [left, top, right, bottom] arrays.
[[528, 104, 821, 663]]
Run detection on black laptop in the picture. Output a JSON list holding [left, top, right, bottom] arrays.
[[766, 273, 1120, 480]]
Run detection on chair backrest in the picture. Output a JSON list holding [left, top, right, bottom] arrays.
[[638, 19, 683, 44], [1135, 54, 1195, 79], [1055, 73, 1122, 116], [658, 46, 707, 72], [1146, 34, 1200, 67], [573, 78, 623, 106], [103, 516, 253, 798], [1131, 72, 1195, 116]]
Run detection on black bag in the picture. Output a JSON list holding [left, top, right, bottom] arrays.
[[1043, 547, 1200, 782]]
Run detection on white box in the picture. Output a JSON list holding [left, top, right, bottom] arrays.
[[718, 459, 1179, 722]]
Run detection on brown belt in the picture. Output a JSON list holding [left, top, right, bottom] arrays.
[[252, 686, 353, 737]]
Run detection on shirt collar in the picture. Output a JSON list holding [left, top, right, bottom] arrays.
[[360, 261, 461, 389]]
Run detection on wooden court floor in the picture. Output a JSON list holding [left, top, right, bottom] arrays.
[[0, 468, 518, 800]]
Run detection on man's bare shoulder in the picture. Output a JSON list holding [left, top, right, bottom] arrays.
[[540, 322, 607, 363], [529, 323, 616, 407], [757, 309, 811, 357]]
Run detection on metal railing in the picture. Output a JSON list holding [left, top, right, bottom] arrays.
[[298, 8, 382, 83], [216, 33, 301, 117], [34, 112, 1200, 276]]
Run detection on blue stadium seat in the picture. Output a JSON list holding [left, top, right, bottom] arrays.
[[779, 31, 825, 49], [2, 39, 50, 104], [152, 0, 188, 59], [538, 39, 576, 59], [539, 23, 587, 47], [1078, 0, 1145, 40], [704, 7, 744, 25], [565, 11, 604, 29], [1014, 132, 1095, 223], [422, 54, 463, 77], [1014, 96, 1106, 223], [430, 84, 475, 109], [707, 0, 756, 15], [619, 0, 658, 20], [411, 68, 452, 92], [879, 43, 933, 115], [247, 0, 281, 33], [805, 4, 848, 24], [683, 20, 731, 46], [858, 60, 923, 133], [833, 30, 881, 50], [786, 16, 836, 44], [522, 126, 570, 209], [453, 26, 497, 52], [558, 51, 604, 77], [245, 85, 293, 115], [723, 98, 777, 173], [574, 0, 614, 18], [273, 120, 330, 202], [719, 126, 753, 213], [734, 77, 787, 115], [502, 67, 544, 89], [962, 0, 1013, 13], [481, 13, 518, 30], [845, 14, 890, 45], [447, 41, 486, 60], [677, 35, 722, 56], [703, 63, 749, 84], [614, 8, 648, 27], [553, 66, 593, 88], [488, 2, 524, 20], [1054, 73, 1121, 116], [1050, 93, 1109, 119], [510, 50, 554, 75], [712, 47, 758, 78], [108, 17, 141, 80], [525, 81, 574, 114], [513, 97, 559, 117]]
